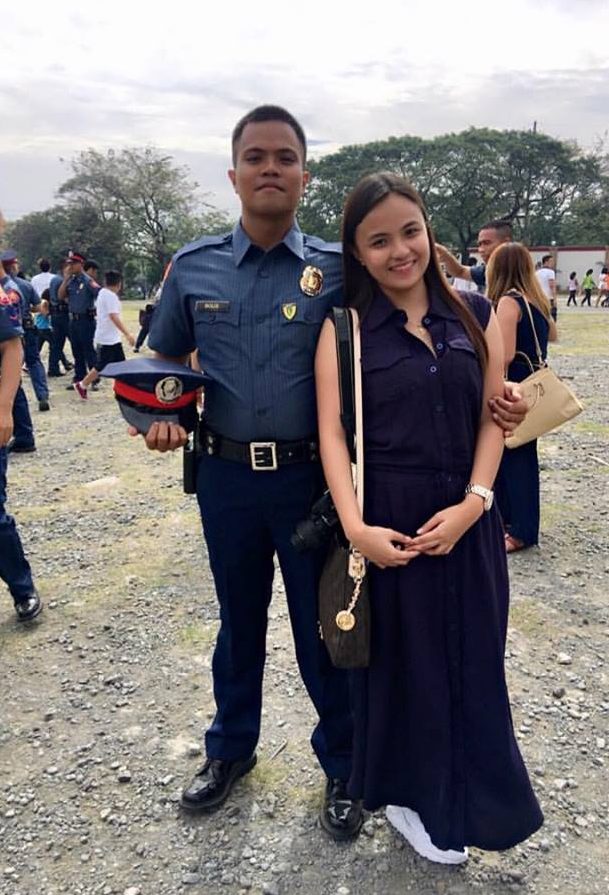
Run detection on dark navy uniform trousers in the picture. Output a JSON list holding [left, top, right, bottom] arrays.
[[69, 317, 97, 382], [197, 454, 353, 781], [12, 385, 35, 448], [49, 312, 71, 375], [0, 446, 34, 601]]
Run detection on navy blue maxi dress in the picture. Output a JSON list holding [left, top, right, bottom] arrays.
[[348, 287, 543, 852], [495, 292, 550, 547]]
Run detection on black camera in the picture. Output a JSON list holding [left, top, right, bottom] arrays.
[[291, 490, 340, 552]]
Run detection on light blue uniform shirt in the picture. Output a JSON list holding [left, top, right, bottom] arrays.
[[149, 222, 344, 442]]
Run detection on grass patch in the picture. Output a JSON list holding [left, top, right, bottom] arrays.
[[509, 598, 549, 637], [540, 501, 577, 529], [571, 420, 609, 438], [180, 621, 218, 647]]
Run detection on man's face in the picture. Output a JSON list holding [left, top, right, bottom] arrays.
[[477, 228, 506, 263], [3, 259, 18, 276], [228, 121, 309, 219], [544, 257, 555, 269], [69, 261, 83, 276]]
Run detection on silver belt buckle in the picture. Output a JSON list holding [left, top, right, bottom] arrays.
[[249, 441, 278, 471]]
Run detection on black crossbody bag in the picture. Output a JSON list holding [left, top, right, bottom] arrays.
[[318, 308, 370, 669]]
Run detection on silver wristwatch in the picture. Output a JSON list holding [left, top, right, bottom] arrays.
[[465, 483, 494, 511]]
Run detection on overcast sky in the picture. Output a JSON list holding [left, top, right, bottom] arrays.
[[2, 0, 608, 222]]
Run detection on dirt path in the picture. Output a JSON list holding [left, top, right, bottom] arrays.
[[1, 305, 607, 895]]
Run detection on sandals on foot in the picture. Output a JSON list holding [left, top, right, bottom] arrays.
[[505, 534, 527, 553]]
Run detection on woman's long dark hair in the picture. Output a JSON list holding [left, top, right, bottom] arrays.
[[341, 172, 488, 369]]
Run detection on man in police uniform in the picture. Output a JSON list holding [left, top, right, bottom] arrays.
[[0, 260, 42, 621], [0, 251, 50, 412], [143, 105, 359, 840], [47, 259, 73, 377], [140, 106, 527, 839], [58, 252, 100, 384]]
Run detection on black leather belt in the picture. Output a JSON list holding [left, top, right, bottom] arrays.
[[201, 427, 318, 471]]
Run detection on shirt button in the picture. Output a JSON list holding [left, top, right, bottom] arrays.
[[256, 408, 268, 417], [255, 314, 265, 323], [258, 269, 270, 279], [423, 317, 431, 325], [435, 404, 444, 413], [429, 365, 438, 374], [436, 342, 444, 351]]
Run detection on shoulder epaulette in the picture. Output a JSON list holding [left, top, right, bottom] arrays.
[[303, 235, 343, 255], [173, 232, 232, 263]]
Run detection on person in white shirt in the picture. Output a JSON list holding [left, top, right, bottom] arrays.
[[535, 255, 557, 321], [30, 259, 55, 299], [73, 270, 135, 399]]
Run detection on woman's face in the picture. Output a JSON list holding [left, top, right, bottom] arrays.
[[354, 193, 430, 300]]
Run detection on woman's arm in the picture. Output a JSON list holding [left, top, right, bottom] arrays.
[[410, 311, 506, 554], [315, 319, 416, 568], [495, 294, 521, 366]]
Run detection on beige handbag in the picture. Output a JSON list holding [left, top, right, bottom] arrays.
[[505, 296, 583, 449]]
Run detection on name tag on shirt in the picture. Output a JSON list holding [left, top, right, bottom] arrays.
[[195, 300, 231, 313]]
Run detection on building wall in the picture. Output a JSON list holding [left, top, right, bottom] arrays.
[[530, 247, 608, 290]]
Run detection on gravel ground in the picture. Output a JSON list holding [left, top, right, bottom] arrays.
[[1, 304, 608, 895]]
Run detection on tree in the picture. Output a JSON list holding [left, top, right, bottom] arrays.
[[58, 147, 231, 284], [4, 146, 232, 289], [300, 129, 606, 256], [5, 205, 123, 276]]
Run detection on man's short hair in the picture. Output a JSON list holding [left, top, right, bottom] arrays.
[[480, 219, 513, 240], [231, 105, 307, 165], [84, 258, 100, 271], [104, 270, 122, 287], [541, 254, 553, 264], [38, 258, 51, 272]]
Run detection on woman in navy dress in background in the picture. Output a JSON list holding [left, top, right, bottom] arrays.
[[487, 243, 558, 553], [315, 174, 543, 864]]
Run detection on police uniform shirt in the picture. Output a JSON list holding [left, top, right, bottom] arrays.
[[12, 276, 39, 328], [66, 273, 100, 314], [0, 276, 24, 345], [48, 274, 65, 310], [470, 264, 486, 290], [149, 222, 343, 442]]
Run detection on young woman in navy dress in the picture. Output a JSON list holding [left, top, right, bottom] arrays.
[[486, 242, 558, 552], [315, 174, 543, 864]]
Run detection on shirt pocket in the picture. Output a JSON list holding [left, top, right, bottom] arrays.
[[446, 334, 482, 393], [275, 297, 327, 375], [194, 301, 241, 372]]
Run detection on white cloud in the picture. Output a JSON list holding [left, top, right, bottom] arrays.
[[1, 0, 608, 219]]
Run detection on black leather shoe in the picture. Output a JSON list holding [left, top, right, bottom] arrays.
[[6, 439, 36, 454], [180, 755, 257, 813], [38, 400, 50, 412], [319, 777, 363, 841], [15, 591, 43, 622]]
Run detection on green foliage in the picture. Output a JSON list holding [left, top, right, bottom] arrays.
[[301, 128, 608, 255], [5, 146, 233, 290]]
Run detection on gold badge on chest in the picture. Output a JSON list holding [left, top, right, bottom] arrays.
[[282, 303, 297, 321], [299, 265, 323, 297]]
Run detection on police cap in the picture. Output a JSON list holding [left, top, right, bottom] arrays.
[[99, 357, 211, 434], [0, 249, 18, 263]]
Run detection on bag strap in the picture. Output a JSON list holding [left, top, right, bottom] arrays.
[[349, 308, 364, 514], [330, 306, 363, 514], [332, 307, 355, 458], [508, 290, 545, 368]]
